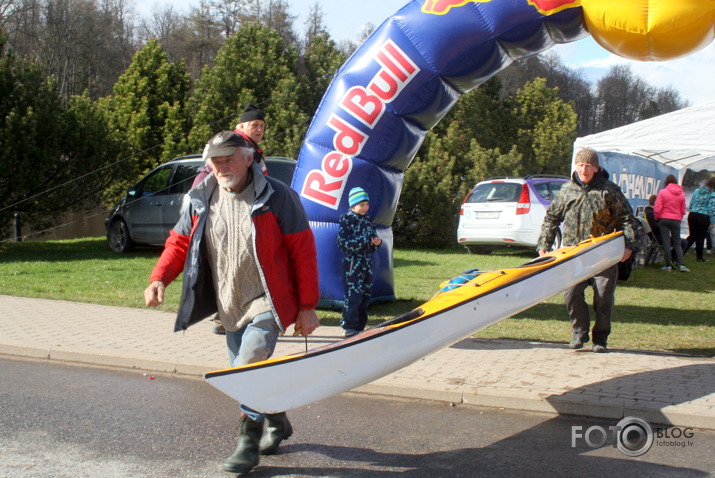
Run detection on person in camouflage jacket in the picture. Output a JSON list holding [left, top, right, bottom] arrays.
[[337, 187, 382, 337], [537, 148, 640, 353]]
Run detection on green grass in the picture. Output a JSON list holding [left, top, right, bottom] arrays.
[[1, 237, 713, 357]]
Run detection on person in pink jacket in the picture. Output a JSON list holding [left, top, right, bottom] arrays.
[[654, 174, 688, 272]]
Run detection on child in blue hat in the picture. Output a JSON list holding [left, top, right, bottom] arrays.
[[337, 187, 382, 337]]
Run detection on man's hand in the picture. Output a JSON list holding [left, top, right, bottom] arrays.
[[621, 248, 633, 262], [292, 309, 320, 337], [144, 281, 166, 307], [538, 249, 549, 256]]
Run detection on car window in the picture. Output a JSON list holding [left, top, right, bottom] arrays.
[[532, 180, 566, 201], [170, 163, 202, 194], [265, 159, 296, 185], [467, 182, 521, 203], [533, 182, 552, 200], [549, 181, 565, 197], [141, 166, 173, 196]]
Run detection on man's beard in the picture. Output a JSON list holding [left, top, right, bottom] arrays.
[[217, 172, 239, 189]]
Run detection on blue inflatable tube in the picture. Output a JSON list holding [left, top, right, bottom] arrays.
[[292, 0, 588, 306]]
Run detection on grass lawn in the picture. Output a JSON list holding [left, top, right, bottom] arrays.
[[1, 237, 713, 357]]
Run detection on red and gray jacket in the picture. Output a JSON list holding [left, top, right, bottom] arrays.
[[150, 163, 319, 332]]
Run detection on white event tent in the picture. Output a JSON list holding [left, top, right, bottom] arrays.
[[574, 101, 715, 175]]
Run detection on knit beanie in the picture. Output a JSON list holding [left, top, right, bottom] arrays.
[[239, 103, 265, 123], [348, 187, 369, 207], [575, 148, 599, 168]]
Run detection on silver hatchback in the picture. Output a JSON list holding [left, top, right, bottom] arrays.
[[105, 155, 297, 252]]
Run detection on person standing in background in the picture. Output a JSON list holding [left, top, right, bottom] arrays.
[[654, 174, 688, 272], [684, 176, 715, 262]]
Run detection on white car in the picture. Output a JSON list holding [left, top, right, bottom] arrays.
[[457, 175, 568, 253]]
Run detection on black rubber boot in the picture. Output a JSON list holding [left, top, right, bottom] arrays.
[[222, 415, 263, 474], [259, 412, 293, 455]]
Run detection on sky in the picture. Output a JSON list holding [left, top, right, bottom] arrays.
[[135, 0, 715, 107]]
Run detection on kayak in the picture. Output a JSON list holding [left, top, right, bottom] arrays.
[[205, 232, 625, 413]]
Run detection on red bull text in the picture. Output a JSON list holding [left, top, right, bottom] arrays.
[[300, 40, 420, 209]]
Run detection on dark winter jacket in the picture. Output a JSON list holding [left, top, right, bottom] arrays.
[[537, 168, 641, 252], [337, 210, 379, 259], [150, 163, 319, 332], [337, 210, 379, 295]]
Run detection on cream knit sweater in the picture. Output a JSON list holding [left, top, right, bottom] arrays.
[[205, 184, 272, 332]]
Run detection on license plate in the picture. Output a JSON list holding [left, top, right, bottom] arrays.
[[475, 211, 499, 219]]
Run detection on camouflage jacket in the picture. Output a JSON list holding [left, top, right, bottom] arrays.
[[536, 169, 641, 252]]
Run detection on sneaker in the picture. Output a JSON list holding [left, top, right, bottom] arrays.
[[660, 265, 673, 271], [568, 338, 584, 349], [696, 258, 708, 263], [592, 344, 608, 353], [678, 265, 690, 272], [212, 325, 226, 335], [343, 329, 358, 338]]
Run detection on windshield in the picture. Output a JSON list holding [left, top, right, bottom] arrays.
[[466, 182, 521, 203]]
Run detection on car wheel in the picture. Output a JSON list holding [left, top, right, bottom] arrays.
[[466, 245, 492, 254], [108, 219, 135, 253], [551, 230, 563, 251]]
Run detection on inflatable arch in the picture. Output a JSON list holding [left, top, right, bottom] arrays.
[[292, 0, 715, 306]]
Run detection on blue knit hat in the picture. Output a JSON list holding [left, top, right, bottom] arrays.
[[348, 187, 369, 207]]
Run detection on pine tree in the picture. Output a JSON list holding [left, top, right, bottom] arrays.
[[99, 39, 192, 205]]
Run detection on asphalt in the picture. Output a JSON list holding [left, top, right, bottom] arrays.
[[1, 294, 713, 430]]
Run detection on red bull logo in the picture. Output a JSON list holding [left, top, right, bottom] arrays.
[[422, 0, 581, 16], [527, 0, 581, 15], [421, 0, 488, 15]]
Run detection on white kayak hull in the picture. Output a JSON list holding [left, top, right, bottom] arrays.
[[205, 233, 625, 413]]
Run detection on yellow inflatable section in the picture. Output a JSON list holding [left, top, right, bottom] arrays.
[[570, 0, 715, 61]]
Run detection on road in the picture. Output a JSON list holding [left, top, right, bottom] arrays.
[[1, 357, 714, 477]]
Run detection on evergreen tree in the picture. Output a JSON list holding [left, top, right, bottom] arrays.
[[510, 77, 576, 176], [0, 33, 118, 239], [100, 38, 192, 205], [300, 32, 345, 115], [435, 77, 513, 154], [393, 120, 522, 248], [188, 24, 308, 158]]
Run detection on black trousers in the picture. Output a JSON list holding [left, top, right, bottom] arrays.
[[685, 212, 711, 260]]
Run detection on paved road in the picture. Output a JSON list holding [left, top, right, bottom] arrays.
[[0, 295, 714, 430], [3, 358, 714, 478]]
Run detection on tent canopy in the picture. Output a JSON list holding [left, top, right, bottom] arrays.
[[574, 101, 715, 172]]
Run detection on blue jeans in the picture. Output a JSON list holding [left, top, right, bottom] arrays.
[[225, 311, 281, 368], [225, 311, 280, 421]]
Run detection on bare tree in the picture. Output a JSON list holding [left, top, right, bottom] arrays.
[[262, 0, 296, 46], [2, 0, 43, 56], [302, 1, 326, 51], [595, 64, 654, 131], [137, 3, 182, 55], [38, 0, 135, 101], [208, 0, 244, 37], [174, 0, 223, 80]]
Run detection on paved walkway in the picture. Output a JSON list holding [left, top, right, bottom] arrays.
[[1, 295, 713, 429]]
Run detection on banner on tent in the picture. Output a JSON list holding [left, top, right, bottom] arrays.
[[597, 152, 676, 218]]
